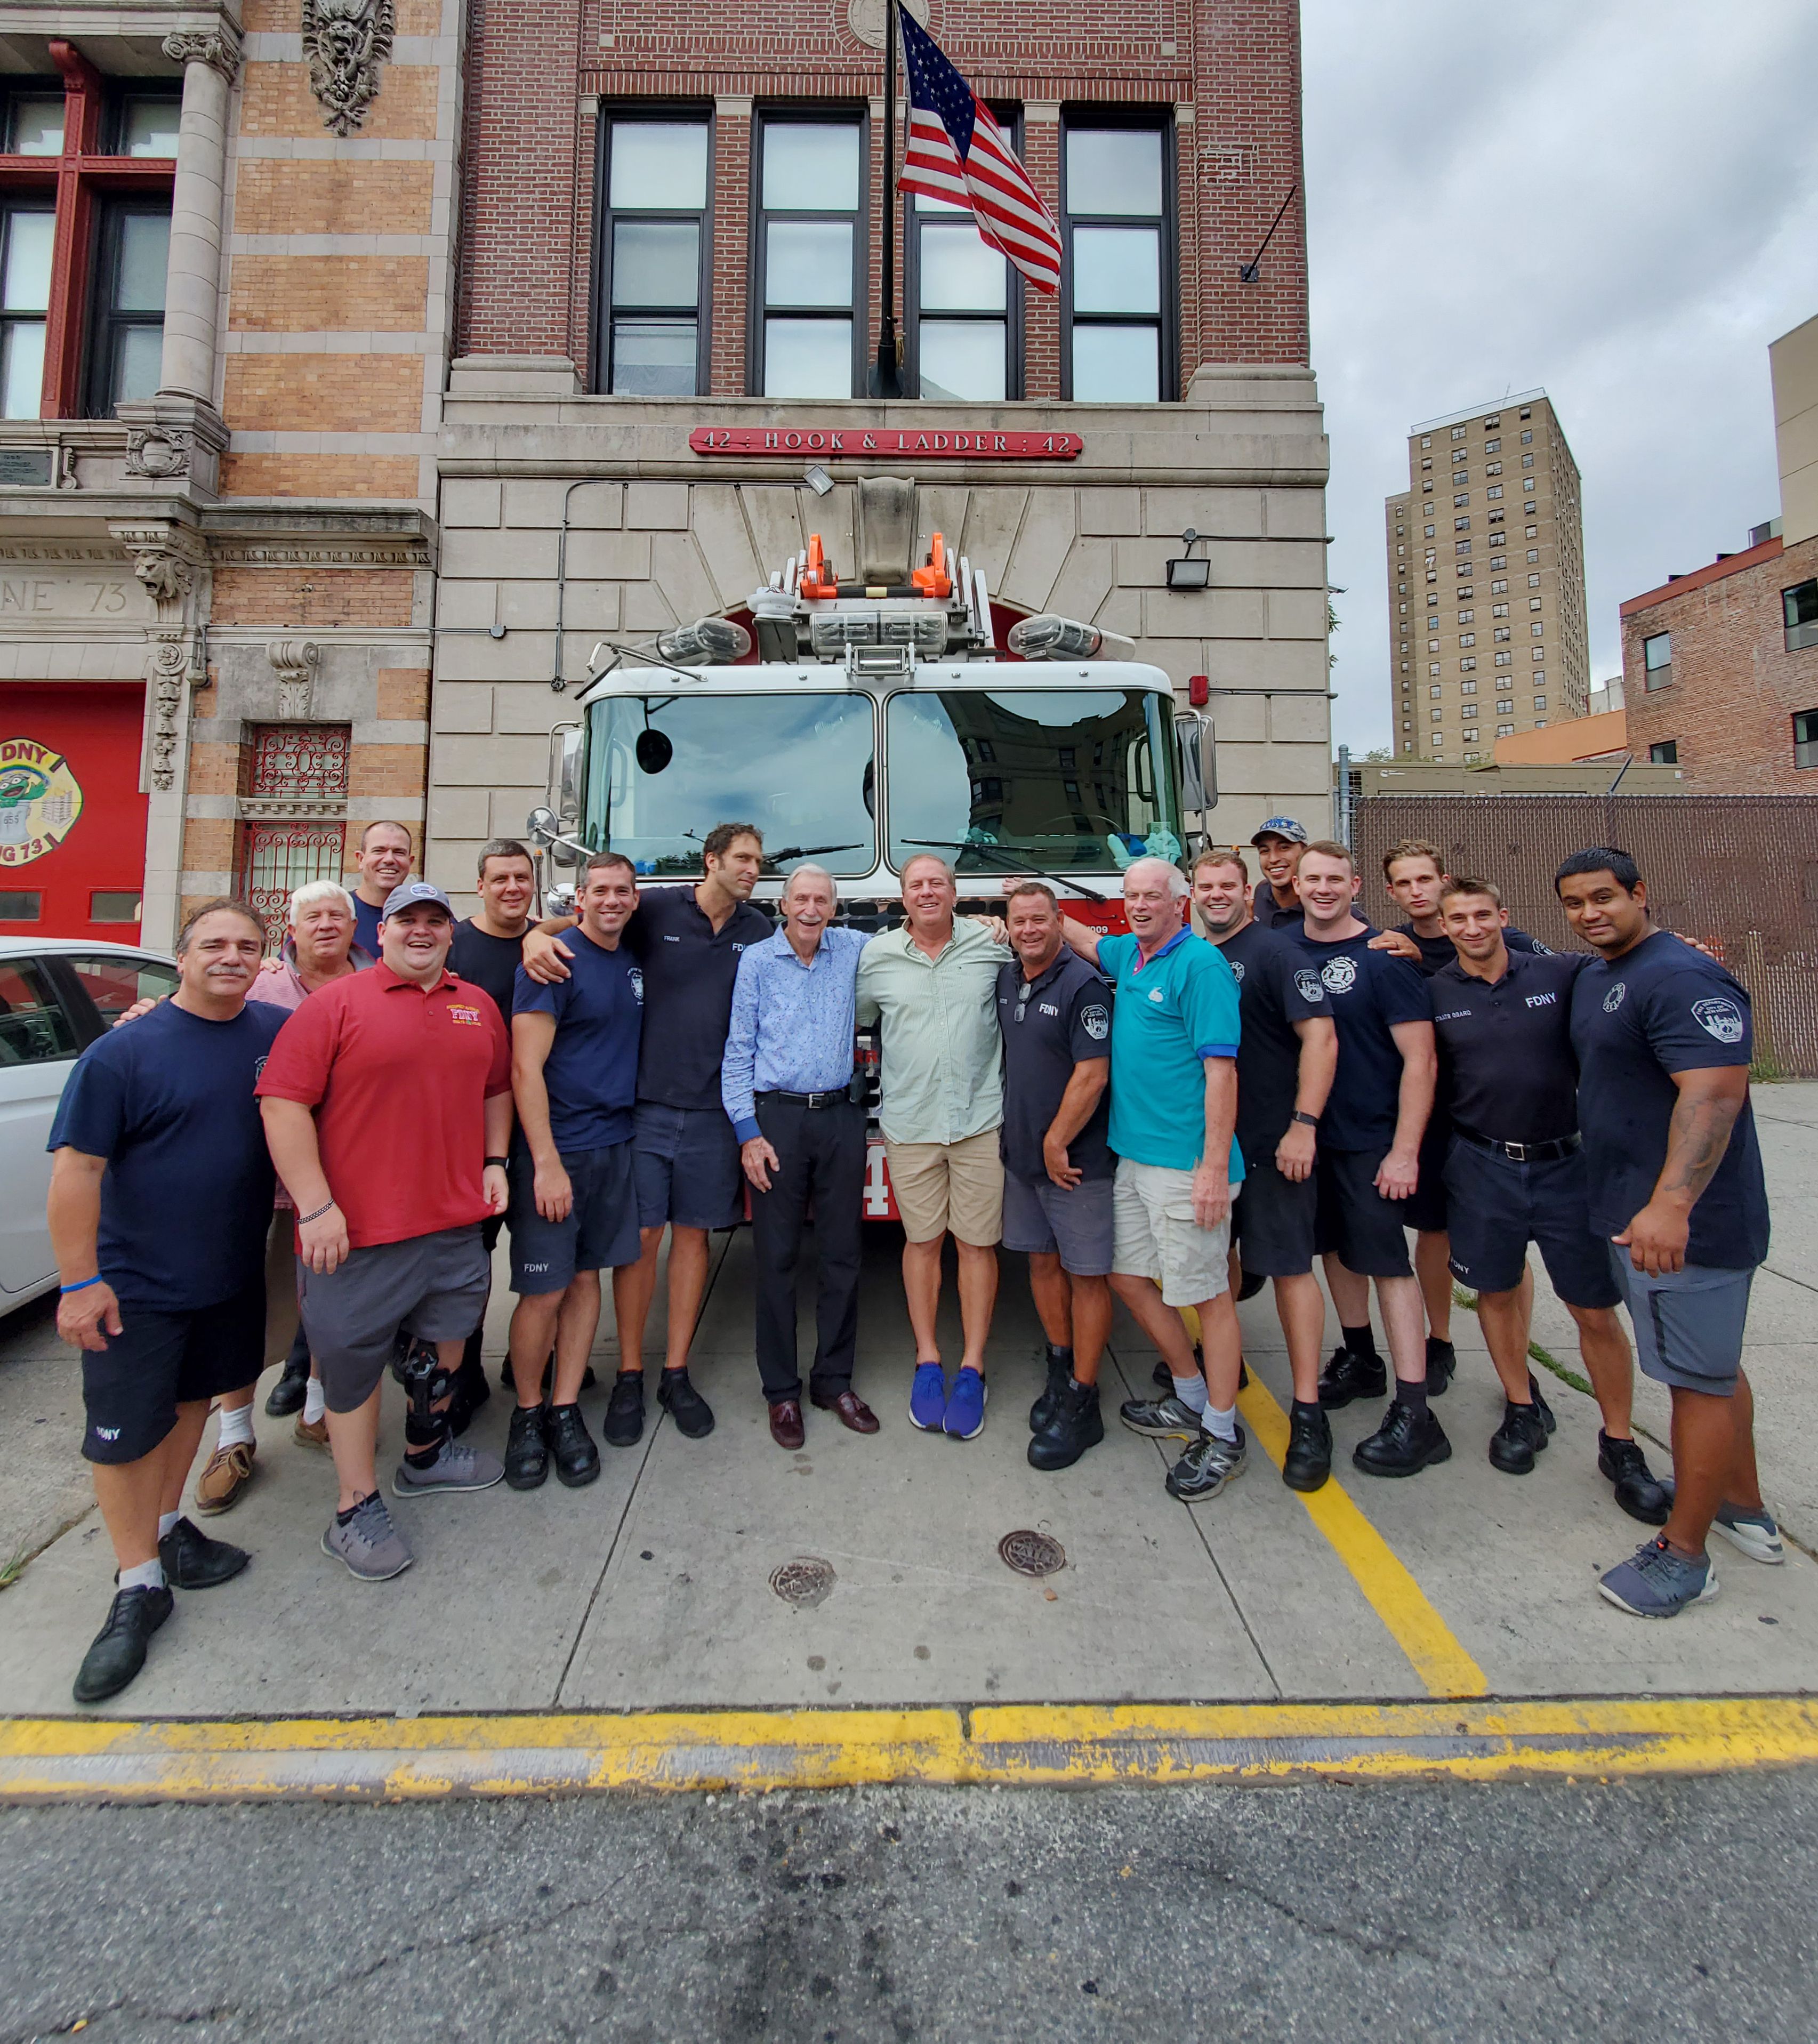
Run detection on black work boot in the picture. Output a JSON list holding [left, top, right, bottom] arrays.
[[1029, 1346, 1073, 1433], [73, 1584, 173, 1704], [1027, 1377, 1104, 1471], [264, 1354, 310, 1418], [504, 1404, 549, 1490], [1598, 1430, 1670, 1526], [1281, 1404, 1333, 1493], [1317, 1344, 1387, 1409], [1353, 1399, 1452, 1477]]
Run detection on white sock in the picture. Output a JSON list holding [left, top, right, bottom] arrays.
[[1171, 1372, 1209, 1414], [215, 1403, 254, 1450], [119, 1557, 165, 1592], [303, 1378, 327, 1425], [157, 1510, 180, 1541], [1204, 1404, 1238, 1443]]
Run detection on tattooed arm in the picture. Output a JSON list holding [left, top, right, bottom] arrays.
[[1614, 1066, 1749, 1275]]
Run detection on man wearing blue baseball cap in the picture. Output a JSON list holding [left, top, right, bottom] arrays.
[[1250, 818, 1309, 931]]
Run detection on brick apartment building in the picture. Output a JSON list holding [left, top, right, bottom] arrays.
[[0, 0, 1326, 948], [1382, 389, 1589, 766], [1619, 315, 1818, 792]]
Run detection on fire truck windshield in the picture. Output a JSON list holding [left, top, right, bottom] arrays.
[[885, 688, 1180, 875], [583, 691, 877, 876]]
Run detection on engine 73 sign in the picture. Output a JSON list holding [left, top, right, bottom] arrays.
[[0, 737, 84, 866]]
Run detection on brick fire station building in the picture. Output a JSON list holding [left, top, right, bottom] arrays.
[[0, 0, 1326, 946]]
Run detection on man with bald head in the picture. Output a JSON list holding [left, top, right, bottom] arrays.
[[857, 854, 1013, 1439], [723, 865, 878, 1448]]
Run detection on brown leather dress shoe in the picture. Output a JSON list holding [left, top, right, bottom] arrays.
[[811, 1388, 880, 1435], [194, 1440, 256, 1515], [769, 1399, 806, 1450]]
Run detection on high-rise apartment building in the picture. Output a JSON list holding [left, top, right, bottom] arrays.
[[1383, 389, 1588, 762]]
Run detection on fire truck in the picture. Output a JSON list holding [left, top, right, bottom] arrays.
[[524, 478, 1217, 1217]]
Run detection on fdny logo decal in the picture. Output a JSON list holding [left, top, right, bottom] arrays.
[[1081, 1003, 1109, 1041], [1148, 987, 1165, 1003], [448, 1004, 485, 1027], [0, 737, 83, 866], [1293, 968, 1324, 1004], [1530, 939, 1554, 954], [1524, 992, 1557, 1009], [1229, 960, 1245, 983], [1321, 955, 1358, 994], [1603, 983, 1627, 1012], [1692, 996, 1745, 1045], [629, 967, 645, 1003], [252, 1055, 269, 1080]]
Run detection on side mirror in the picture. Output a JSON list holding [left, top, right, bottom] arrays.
[[1176, 712, 1217, 816], [550, 722, 583, 827], [525, 805, 559, 849]]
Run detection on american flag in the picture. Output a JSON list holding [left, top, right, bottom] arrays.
[[897, 11, 1062, 296]]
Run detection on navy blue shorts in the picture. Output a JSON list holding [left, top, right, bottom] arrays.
[[1442, 1137, 1621, 1308], [1405, 1119, 1450, 1235], [1313, 1147, 1414, 1279], [81, 1281, 266, 1464], [633, 1102, 745, 1231], [508, 1140, 642, 1294], [1233, 1155, 1316, 1277]]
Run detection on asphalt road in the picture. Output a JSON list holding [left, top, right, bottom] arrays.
[[3, 1769, 1814, 2042]]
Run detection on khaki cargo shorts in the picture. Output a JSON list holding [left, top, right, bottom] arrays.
[[883, 1128, 1005, 1247]]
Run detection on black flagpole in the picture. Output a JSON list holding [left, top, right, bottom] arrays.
[[871, 0, 904, 397]]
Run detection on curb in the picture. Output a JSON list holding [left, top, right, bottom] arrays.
[[3, 1695, 1816, 1801]]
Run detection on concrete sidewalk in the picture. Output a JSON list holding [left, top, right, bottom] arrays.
[[2, 1088, 1814, 1721]]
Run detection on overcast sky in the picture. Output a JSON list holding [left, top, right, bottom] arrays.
[[1301, 0, 1818, 755]]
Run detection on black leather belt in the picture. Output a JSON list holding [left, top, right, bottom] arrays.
[[1454, 1123, 1580, 1163], [757, 1089, 847, 1109]]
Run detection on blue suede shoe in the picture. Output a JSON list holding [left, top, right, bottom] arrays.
[[944, 1369, 987, 1441], [909, 1363, 948, 1432], [1598, 1536, 1718, 1619]]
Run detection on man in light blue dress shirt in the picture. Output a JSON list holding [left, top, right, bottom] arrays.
[[722, 866, 879, 1448]]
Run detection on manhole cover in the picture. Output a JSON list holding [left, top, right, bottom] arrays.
[[999, 1530, 1066, 1578], [770, 1556, 836, 1607]]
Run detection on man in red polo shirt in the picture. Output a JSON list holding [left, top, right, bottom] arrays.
[[258, 880, 513, 1582]]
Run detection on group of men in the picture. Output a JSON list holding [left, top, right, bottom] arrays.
[[46, 807, 1777, 1707]]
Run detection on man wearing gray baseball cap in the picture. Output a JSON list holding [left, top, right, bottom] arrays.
[[258, 878, 513, 1581], [1250, 817, 1309, 931]]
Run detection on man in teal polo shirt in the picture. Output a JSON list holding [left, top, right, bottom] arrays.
[[1064, 857, 1246, 1503]]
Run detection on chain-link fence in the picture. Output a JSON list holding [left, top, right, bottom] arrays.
[[1351, 793, 1818, 1078]]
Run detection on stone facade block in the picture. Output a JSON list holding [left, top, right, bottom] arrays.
[[1079, 488, 1142, 537], [625, 482, 690, 531], [442, 479, 502, 528], [999, 490, 1077, 614], [432, 683, 493, 734], [434, 733, 553, 784]]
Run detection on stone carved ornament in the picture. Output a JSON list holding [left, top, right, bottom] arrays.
[[161, 29, 243, 84], [267, 640, 321, 720], [131, 549, 194, 606], [148, 639, 190, 792], [302, 0, 395, 136], [124, 428, 192, 480]]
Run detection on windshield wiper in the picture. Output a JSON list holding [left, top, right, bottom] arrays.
[[763, 841, 866, 865], [902, 838, 1108, 904]]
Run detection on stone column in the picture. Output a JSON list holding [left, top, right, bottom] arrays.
[[158, 29, 240, 404]]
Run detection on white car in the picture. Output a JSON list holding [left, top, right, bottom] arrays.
[[0, 935, 179, 1317]]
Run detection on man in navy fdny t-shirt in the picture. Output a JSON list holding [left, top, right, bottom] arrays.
[[47, 900, 284, 1705], [1558, 848, 1776, 1622]]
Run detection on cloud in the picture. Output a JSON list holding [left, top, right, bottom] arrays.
[[1304, 0, 1818, 753]]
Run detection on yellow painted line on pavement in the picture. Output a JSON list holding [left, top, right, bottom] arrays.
[[3, 1696, 1816, 1800], [1237, 1377, 1489, 1700]]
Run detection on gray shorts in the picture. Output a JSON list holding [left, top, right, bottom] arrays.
[[1611, 1248, 1754, 1396], [298, 1225, 491, 1414], [1001, 1171, 1114, 1276]]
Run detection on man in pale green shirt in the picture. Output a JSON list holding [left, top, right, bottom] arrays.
[[857, 854, 1012, 1440]]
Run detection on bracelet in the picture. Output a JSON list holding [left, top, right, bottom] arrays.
[[1291, 1110, 1321, 1128], [299, 1198, 336, 1224], [60, 1275, 102, 1294], [484, 1156, 509, 1168]]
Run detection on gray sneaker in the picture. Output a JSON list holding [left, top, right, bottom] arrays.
[[1598, 1536, 1718, 1618], [1166, 1426, 1248, 1503], [1659, 1479, 1784, 1565], [321, 1493, 414, 1582], [391, 1438, 505, 1498], [1120, 1393, 1205, 1441]]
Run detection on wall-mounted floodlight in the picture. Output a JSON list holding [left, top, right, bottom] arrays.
[[804, 464, 834, 496], [1166, 529, 1210, 591]]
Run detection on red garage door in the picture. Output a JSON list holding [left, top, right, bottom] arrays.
[[0, 685, 148, 941]]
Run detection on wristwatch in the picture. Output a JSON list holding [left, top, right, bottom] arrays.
[[484, 1155, 509, 1167], [1290, 1110, 1320, 1129]]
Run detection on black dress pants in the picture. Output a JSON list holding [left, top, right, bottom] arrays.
[[751, 1096, 866, 1405]]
